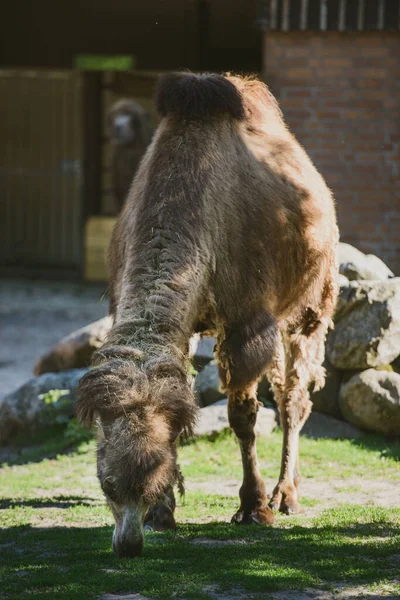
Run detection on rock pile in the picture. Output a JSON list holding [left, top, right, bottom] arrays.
[[196, 243, 400, 436], [322, 244, 399, 435], [0, 243, 398, 442]]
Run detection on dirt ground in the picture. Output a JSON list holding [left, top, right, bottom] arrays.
[[0, 279, 108, 397], [187, 477, 400, 516]]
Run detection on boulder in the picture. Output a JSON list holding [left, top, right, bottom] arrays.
[[310, 360, 343, 419], [194, 398, 277, 438], [194, 360, 225, 407], [190, 335, 216, 370], [337, 274, 350, 288], [339, 369, 400, 435], [302, 411, 361, 440], [34, 316, 112, 375], [392, 355, 400, 375], [327, 278, 400, 369], [0, 369, 88, 443], [338, 242, 394, 281], [195, 361, 277, 408], [257, 376, 277, 406]]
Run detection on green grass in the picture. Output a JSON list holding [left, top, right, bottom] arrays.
[[1, 430, 400, 599], [181, 428, 400, 482]]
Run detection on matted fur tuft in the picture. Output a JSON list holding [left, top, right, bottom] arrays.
[[76, 351, 197, 437], [155, 72, 245, 121]]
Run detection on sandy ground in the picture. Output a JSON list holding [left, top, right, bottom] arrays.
[[186, 477, 400, 515], [0, 279, 108, 397]]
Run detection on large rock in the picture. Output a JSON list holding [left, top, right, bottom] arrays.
[[339, 369, 400, 435], [194, 360, 225, 407], [302, 412, 361, 440], [392, 355, 400, 375], [0, 369, 88, 443], [190, 335, 216, 370], [257, 376, 276, 406], [194, 398, 277, 438], [195, 360, 276, 408], [338, 243, 394, 281], [327, 278, 400, 369], [34, 316, 112, 375], [310, 360, 343, 419]]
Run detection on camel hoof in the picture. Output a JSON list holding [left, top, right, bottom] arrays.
[[279, 500, 304, 515], [269, 493, 303, 515], [231, 506, 275, 525]]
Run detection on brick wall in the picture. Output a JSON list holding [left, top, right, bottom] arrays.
[[263, 32, 400, 274]]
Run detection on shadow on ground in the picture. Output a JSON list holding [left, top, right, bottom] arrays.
[[0, 425, 92, 468], [1, 518, 399, 600], [0, 495, 101, 509]]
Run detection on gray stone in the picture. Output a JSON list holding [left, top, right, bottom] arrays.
[[194, 360, 225, 407], [327, 278, 400, 369], [190, 335, 216, 370], [194, 398, 277, 438], [257, 376, 276, 406], [0, 369, 88, 443], [195, 360, 277, 408], [310, 361, 343, 419], [337, 273, 350, 287], [339, 369, 400, 435], [302, 411, 361, 440], [392, 355, 400, 375], [34, 316, 112, 375], [338, 242, 394, 281]]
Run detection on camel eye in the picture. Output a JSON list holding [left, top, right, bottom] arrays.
[[102, 477, 117, 500]]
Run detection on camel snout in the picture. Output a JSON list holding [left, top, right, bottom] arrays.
[[112, 532, 144, 558], [112, 504, 146, 558]]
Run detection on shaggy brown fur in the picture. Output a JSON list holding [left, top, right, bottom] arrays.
[[108, 99, 153, 210], [77, 72, 338, 557]]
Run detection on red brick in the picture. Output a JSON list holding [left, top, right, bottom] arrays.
[[263, 31, 400, 274], [323, 58, 352, 68], [285, 68, 313, 80], [362, 47, 390, 57]]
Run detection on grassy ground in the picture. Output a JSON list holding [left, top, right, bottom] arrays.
[[1, 428, 400, 600]]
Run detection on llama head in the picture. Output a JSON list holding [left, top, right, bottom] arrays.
[[76, 352, 197, 558]]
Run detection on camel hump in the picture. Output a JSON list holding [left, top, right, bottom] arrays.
[[155, 72, 245, 121]]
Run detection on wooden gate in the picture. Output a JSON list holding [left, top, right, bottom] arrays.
[[0, 70, 83, 277]]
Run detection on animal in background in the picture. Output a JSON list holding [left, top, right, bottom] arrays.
[[108, 99, 153, 210]]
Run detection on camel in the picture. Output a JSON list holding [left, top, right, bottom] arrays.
[[108, 99, 153, 210], [77, 72, 338, 558]]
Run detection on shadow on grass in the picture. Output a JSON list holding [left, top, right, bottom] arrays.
[[0, 426, 93, 468], [351, 434, 400, 462], [1, 517, 399, 600], [0, 495, 101, 509], [183, 426, 400, 463]]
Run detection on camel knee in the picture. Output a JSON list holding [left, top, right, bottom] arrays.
[[280, 392, 312, 432], [228, 395, 259, 440]]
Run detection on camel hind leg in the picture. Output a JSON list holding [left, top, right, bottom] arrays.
[[269, 310, 331, 515], [144, 487, 177, 531]]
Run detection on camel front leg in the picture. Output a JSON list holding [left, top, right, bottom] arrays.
[[228, 386, 275, 525], [269, 391, 310, 515], [144, 487, 177, 531]]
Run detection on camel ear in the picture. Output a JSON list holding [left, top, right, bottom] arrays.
[[75, 367, 123, 427], [75, 371, 98, 427], [76, 360, 150, 427]]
